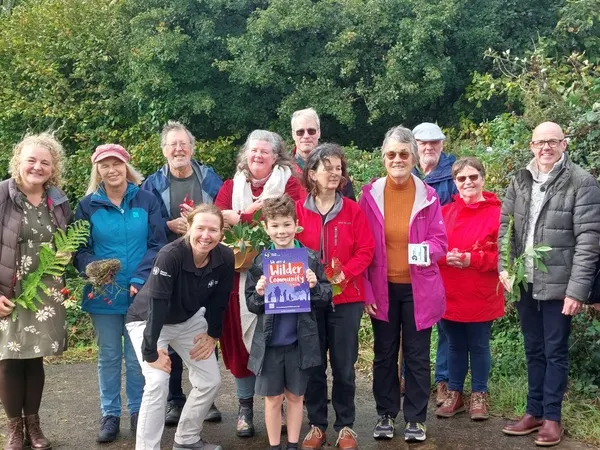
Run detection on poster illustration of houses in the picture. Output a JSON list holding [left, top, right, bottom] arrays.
[[262, 248, 311, 314]]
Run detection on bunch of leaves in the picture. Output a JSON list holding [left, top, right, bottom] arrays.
[[223, 210, 271, 254], [324, 256, 348, 296], [13, 220, 90, 319], [499, 215, 552, 303]]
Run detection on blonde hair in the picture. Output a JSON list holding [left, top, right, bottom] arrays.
[[9, 132, 66, 188], [86, 162, 145, 195]]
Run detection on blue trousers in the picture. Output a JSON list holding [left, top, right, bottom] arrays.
[[90, 313, 144, 417], [434, 323, 449, 383], [516, 289, 572, 422], [440, 319, 492, 392]]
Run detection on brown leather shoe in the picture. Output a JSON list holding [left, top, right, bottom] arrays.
[[534, 420, 563, 447], [435, 390, 465, 418], [336, 427, 358, 450], [301, 425, 326, 450], [435, 381, 448, 406], [502, 414, 543, 436], [24, 414, 52, 450], [469, 392, 489, 420], [5, 416, 25, 450]]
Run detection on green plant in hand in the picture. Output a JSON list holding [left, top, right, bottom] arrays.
[[13, 220, 90, 320], [500, 215, 552, 303], [223, 210, 271, 254]]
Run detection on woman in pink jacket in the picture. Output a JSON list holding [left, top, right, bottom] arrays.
[[359, 125, 447, 443]]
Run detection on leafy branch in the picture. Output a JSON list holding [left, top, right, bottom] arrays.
[[223, 210, 271, 254], [500, 214, 552, 302], [12, 220, 90, 320]]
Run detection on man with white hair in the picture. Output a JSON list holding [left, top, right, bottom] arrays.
[[411, 122, 458, 407], [141, 120, 223, 426], [291, 108, 355, 200]]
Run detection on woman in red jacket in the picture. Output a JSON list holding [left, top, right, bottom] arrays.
[[215, 130, 306, 438], [435, 156, 504, 421], [295, 143, 375, 450]]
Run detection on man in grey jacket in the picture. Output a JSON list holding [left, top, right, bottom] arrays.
[[498, 122, 600, 447]]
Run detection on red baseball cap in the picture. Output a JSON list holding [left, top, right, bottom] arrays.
[[91, 144, 130, 164]]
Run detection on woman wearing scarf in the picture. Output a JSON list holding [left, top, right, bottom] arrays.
[[215, 130, 307, 438]]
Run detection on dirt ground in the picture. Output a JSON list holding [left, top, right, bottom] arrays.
[[0, 362, 597, 450]]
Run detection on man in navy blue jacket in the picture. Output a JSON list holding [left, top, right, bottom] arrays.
[[411, 122, 458, 407], [141, 121, 223, 426]]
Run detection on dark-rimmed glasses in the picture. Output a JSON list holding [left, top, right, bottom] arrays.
[[530, 139, 564, 149], [295, 128, 318, 137], [455, 174, 480, 183], [384, 151, 411, 161]]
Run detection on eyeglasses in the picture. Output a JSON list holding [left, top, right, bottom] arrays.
[[295, 128, 318, 137], [384, 151, 411, 161], [530, 139, 564, 149], [455, 174, 480, 183], [168, 142, 191, 150]]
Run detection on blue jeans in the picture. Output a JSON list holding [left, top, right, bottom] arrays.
[[91, 314, 144, 417], [434, 323, 449, 383], [441, 319, 492, 393], [236, 374, 256, 399]]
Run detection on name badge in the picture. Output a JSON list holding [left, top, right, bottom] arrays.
[[408, 243, 429, 265]]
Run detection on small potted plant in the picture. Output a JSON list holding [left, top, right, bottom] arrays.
[[223, 210, 271, 271]]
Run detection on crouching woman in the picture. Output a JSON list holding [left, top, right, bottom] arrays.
[[126, 204, 234, 450]]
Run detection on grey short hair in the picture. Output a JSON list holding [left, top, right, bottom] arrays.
[[236, 130, 296, 176], [160, 120, 196, 150], [381, 125, 419, 161], [291, 108, 320, 130]]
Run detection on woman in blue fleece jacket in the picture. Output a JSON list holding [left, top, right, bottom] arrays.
[[74, 144, 167, 444]]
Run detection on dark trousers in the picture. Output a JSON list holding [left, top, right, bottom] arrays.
[[516, 287, 572, 422], [168, 345, 219, 406], [305, 302, 364, 432], [372, 283, 431, 423], [441, 319, 492, 393]]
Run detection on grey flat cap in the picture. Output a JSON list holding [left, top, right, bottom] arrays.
[[412, 122, 446, 141]]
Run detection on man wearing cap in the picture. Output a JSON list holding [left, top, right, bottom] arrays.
[[291, 108, 356, 200], [141, 120, 224, 426], [499, 122, 600, 446], [411, 122, 458, 407]]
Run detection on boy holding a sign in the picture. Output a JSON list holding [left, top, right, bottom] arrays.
[[245, 195, 332, 450]]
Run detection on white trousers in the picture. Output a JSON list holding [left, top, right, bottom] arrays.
[[126, 307, 221, 450]]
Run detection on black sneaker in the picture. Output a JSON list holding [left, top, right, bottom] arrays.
[[204, 403, 222, 423], [130, 412, 138, 432], [236, 405, 255, 438], [404, 422, 426, 442], [166, 402, 183, 426], [373, 415, 394, 440], [97, 415, 120, 443]]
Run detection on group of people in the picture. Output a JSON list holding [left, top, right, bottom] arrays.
[[0, 108, 599, 450]]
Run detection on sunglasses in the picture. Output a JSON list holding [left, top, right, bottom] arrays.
[[384, 151, 411, 161], [455, 174, 480, 183], [295, 128, 318, 137]]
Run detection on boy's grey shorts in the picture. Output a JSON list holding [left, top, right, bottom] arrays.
[[255, 342, 310, 397]]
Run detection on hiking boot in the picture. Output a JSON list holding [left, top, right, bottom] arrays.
[[5, 416, 24, 450], [23, 414, 51, 449], [534, 420, 563, 447], [236, 405, 255, 438], [165, 402, 183, 426], [404, 422, 427, 442], [469, 392, 489, 420], [97, 415, 120, 443], [373, 415, 394, 440], [435, 381, 448, 406], [301, 425, 326, 450], [173, 437, 222, 450], [336, 427, 358, 450], [502, 414, 543, 436], [204, 403, 222, 423], [130, 412, 139, 432], [435, 390, 465, 418]]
